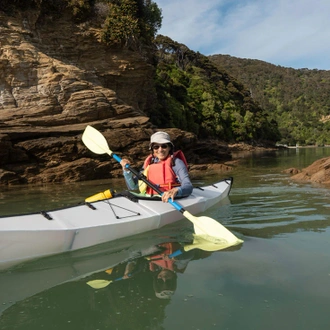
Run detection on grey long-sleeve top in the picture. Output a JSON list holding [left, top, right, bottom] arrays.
[[123, 158, 193, 197]]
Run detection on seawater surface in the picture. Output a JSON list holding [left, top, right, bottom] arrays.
[[0, 147, 330, 330]]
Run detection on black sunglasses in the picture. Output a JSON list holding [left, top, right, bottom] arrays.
[[152, 144, 169, 150]]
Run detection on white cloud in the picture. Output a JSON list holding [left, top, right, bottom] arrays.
[[156, 0, 330, 70]]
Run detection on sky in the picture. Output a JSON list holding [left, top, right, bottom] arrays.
[[155, 0, 330, 70]]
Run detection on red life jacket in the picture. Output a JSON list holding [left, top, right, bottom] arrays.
[[148, 242, 181, 271], [142, 150, 188, 195]]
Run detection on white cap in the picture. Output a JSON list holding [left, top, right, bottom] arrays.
[[155, 290, 174, 299], [149, 131, 174, 148]]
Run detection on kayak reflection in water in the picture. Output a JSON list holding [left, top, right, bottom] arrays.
[[87, 241, 212, 300], [0, 238, 239, 330]]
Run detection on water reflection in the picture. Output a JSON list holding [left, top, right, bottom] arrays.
[[0, 229, 241, 329], [87, 241, 208, 297], [86, 235, 234, 295]]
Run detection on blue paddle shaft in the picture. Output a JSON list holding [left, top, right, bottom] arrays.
[[112, 153, 122, 163], [168, 249, 183, 258]]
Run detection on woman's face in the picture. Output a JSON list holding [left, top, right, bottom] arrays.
[[152, 143, 170, 160]]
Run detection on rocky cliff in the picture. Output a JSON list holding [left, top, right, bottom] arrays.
[[0, 10, 230, 185]]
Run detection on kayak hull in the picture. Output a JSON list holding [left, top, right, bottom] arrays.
[[0, 178, 233, 269]]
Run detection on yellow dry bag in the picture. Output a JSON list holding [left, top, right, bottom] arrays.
[[138, 165, 149, 194], [85, 189, 115, 203]]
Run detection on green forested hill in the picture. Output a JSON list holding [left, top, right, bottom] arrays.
[[209, 55, 330, 146], [150, 36, 280, 144]]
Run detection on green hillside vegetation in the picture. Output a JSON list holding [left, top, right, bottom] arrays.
[[151, 36, 280, 143], [2, 0, 280, 145], [209, 55, 330, 146]]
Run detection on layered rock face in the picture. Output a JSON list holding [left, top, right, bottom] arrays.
[[0, 10, 230, 185]]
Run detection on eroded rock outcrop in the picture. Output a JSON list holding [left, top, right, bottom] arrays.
[[0, 10, 231, 185], [286, 156, 330, 185]]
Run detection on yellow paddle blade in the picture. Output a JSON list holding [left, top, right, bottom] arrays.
[[86, 279, 113, 289], [182, 211, 243, 246], [82, 125, 112, 155], [184, 234, 242, 252]]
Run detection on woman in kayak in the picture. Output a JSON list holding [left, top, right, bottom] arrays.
[[120, 131, 193, 203]]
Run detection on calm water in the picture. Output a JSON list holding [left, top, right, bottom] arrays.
[[1, 147, 330, 330]]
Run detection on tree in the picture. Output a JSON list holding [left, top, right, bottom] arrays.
[[101, 0, 162, 47]]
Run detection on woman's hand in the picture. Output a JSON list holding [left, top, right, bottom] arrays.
[[162, 188, 178, 203], [120, 159, 131, 171]]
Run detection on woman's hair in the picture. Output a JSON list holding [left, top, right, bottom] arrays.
[[168, 144, 174, 155]]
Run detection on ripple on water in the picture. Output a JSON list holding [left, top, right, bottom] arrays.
[[208, 174, 330, 239]]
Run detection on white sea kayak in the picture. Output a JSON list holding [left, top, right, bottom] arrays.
[[0, 177, 233, 269]]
